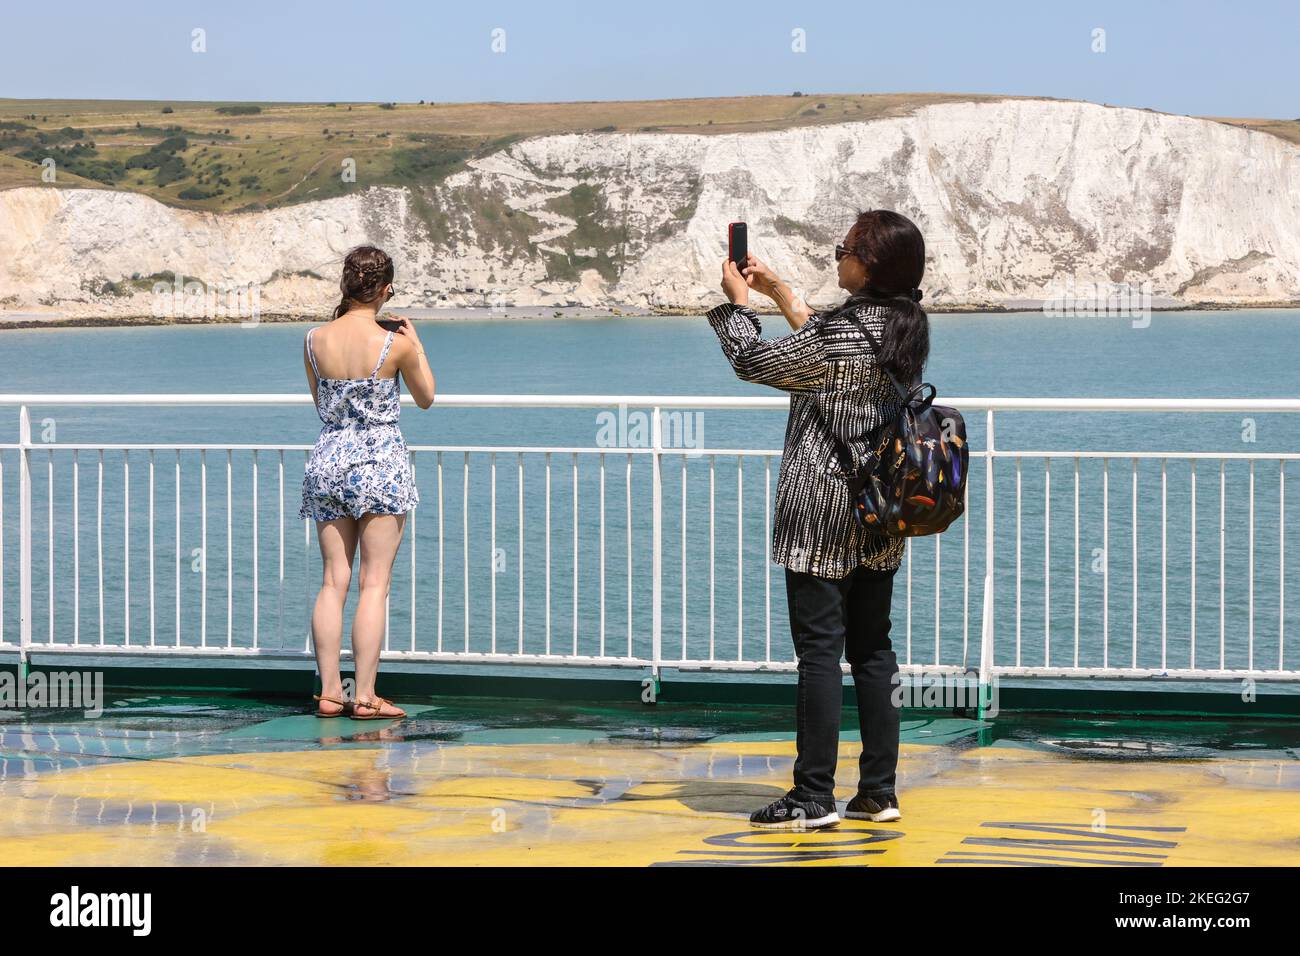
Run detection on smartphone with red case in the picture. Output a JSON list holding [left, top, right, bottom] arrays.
[[728, 221, 748, 274]]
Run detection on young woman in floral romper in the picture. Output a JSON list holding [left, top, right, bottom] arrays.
[[300, 246, 435, 719]]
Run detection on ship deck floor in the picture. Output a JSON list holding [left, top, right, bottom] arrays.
[[3, 694, 1298, 866]]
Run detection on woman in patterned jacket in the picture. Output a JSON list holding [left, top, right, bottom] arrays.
[[707, 210, 930, 829]]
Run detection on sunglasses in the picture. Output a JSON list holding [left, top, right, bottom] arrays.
[[834, 244, 854, 262]]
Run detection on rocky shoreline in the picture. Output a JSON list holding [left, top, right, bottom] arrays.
[[4, 300, 1299, 331]]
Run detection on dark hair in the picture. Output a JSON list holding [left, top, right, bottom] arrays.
[[333, 245, 395, 319], [843, 210, 929, 384]]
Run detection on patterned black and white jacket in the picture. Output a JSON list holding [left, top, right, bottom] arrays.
[[706, 298, 907, 579]]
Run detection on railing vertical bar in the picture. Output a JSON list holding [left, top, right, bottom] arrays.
[[225, 449, 232, 648], [489, 452, 496, 655], [74, 450, 80, 645], [381, 462, 391, 648], [200, 449, 207, 648], [383, 573, 391, 654], [48, 450, 54, 645], [680, 455, 686, 662], [251, 450, 258, 650], [1043, 457, 1050, 667], [1131, 457, 1138, 669], [1015, 455, 1021, 667], [736, 454, 743, 661], [410, 455, 417, 653], [625, 452, 633, 659], [765, 456, 772, 664], [935, 523, 942, 667], [979, 410, 994, 690], [1280, 461, 1286, 671], [278, 450, 284, 650], [572, 451, 579, 657], [544, 452, 552, 656], [1248, 458, 1254, 671], [0, 451, 4, 646], [1102, 457, 1109, 669], [1219, 458, 1225, 670], [123, 451, 130, 644], [599, 452, 605, 657], [905, 542, 912, 665], [97, 449, 104, 646], [175, 451, 180, 647], [17, 406, 31, 662], [963, 464, 970, 666], [149, 449, 156, 648], [0, 447, 5, 642], [517, 452, 524, 654], [651, 408, 663, 675], [626, 452, 631, 660], [437, 451, 444, 653], [463, 452, 470, 653], [709, 454, 715, 662], [1073, 456, 1079, 668], [303, 451, 311, 653], [1190, 460, 1197, 669], [1161, 458, 1167, 671]]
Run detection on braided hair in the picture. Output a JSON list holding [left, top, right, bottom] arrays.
[[333, 245, 395, 319]]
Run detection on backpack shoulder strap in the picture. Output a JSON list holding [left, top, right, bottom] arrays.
[[840, 308, 913, 401], [809, 307, 903, 478]]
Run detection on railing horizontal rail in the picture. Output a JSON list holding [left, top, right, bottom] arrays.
[[1, 394, 1299, 412], [3, 444, 1297, 462]]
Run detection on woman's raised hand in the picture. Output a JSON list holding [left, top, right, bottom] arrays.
[[391, 315, 435, 409], [390, 314, 422, 345], [741, 254, 780, 298], [720, 259, 749, 306]]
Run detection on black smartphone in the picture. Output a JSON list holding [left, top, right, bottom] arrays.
[[728, 221, 747, 273], [376, 317, 402, 332]]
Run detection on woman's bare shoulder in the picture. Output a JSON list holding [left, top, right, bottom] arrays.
[[305, 317, 340, 341]]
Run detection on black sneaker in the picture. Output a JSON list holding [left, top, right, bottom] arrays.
[[844, 792, 901, 822], [749, 790, 840, 830]]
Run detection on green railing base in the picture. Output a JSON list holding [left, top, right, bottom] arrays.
[[2, 659, 1299, 718]]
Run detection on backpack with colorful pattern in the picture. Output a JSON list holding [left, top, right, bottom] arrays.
[[835, 314, 968, 538]]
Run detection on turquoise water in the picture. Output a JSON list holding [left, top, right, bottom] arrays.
[[1, 310, 1297, 672]]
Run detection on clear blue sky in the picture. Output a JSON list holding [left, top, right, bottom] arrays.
[[2, 0, 1296, 118]]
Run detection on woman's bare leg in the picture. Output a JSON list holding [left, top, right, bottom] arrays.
[[352, 512, 406, 711], [312, 518, 358, 713]]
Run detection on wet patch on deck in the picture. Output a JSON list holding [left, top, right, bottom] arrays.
[[1, 696, 1297, 866]]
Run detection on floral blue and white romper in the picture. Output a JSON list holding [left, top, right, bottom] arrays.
[[299, 327, 420, 521]]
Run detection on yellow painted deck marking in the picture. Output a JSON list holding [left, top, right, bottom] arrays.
[[2, 738, 1298, 866]]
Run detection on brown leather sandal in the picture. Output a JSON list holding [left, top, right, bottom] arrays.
[[312, 694, 349, 718], [351, 696, 406, 720]]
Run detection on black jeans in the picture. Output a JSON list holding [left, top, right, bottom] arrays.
[[785, 564, 900, 803]]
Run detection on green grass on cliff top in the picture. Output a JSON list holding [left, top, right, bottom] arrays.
[[0, 93, 1295, 213]]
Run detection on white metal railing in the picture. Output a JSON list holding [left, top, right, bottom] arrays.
[[1, 394, 1297, 684]]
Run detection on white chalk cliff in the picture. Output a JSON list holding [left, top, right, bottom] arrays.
[[2, 98, 1299, 317]]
